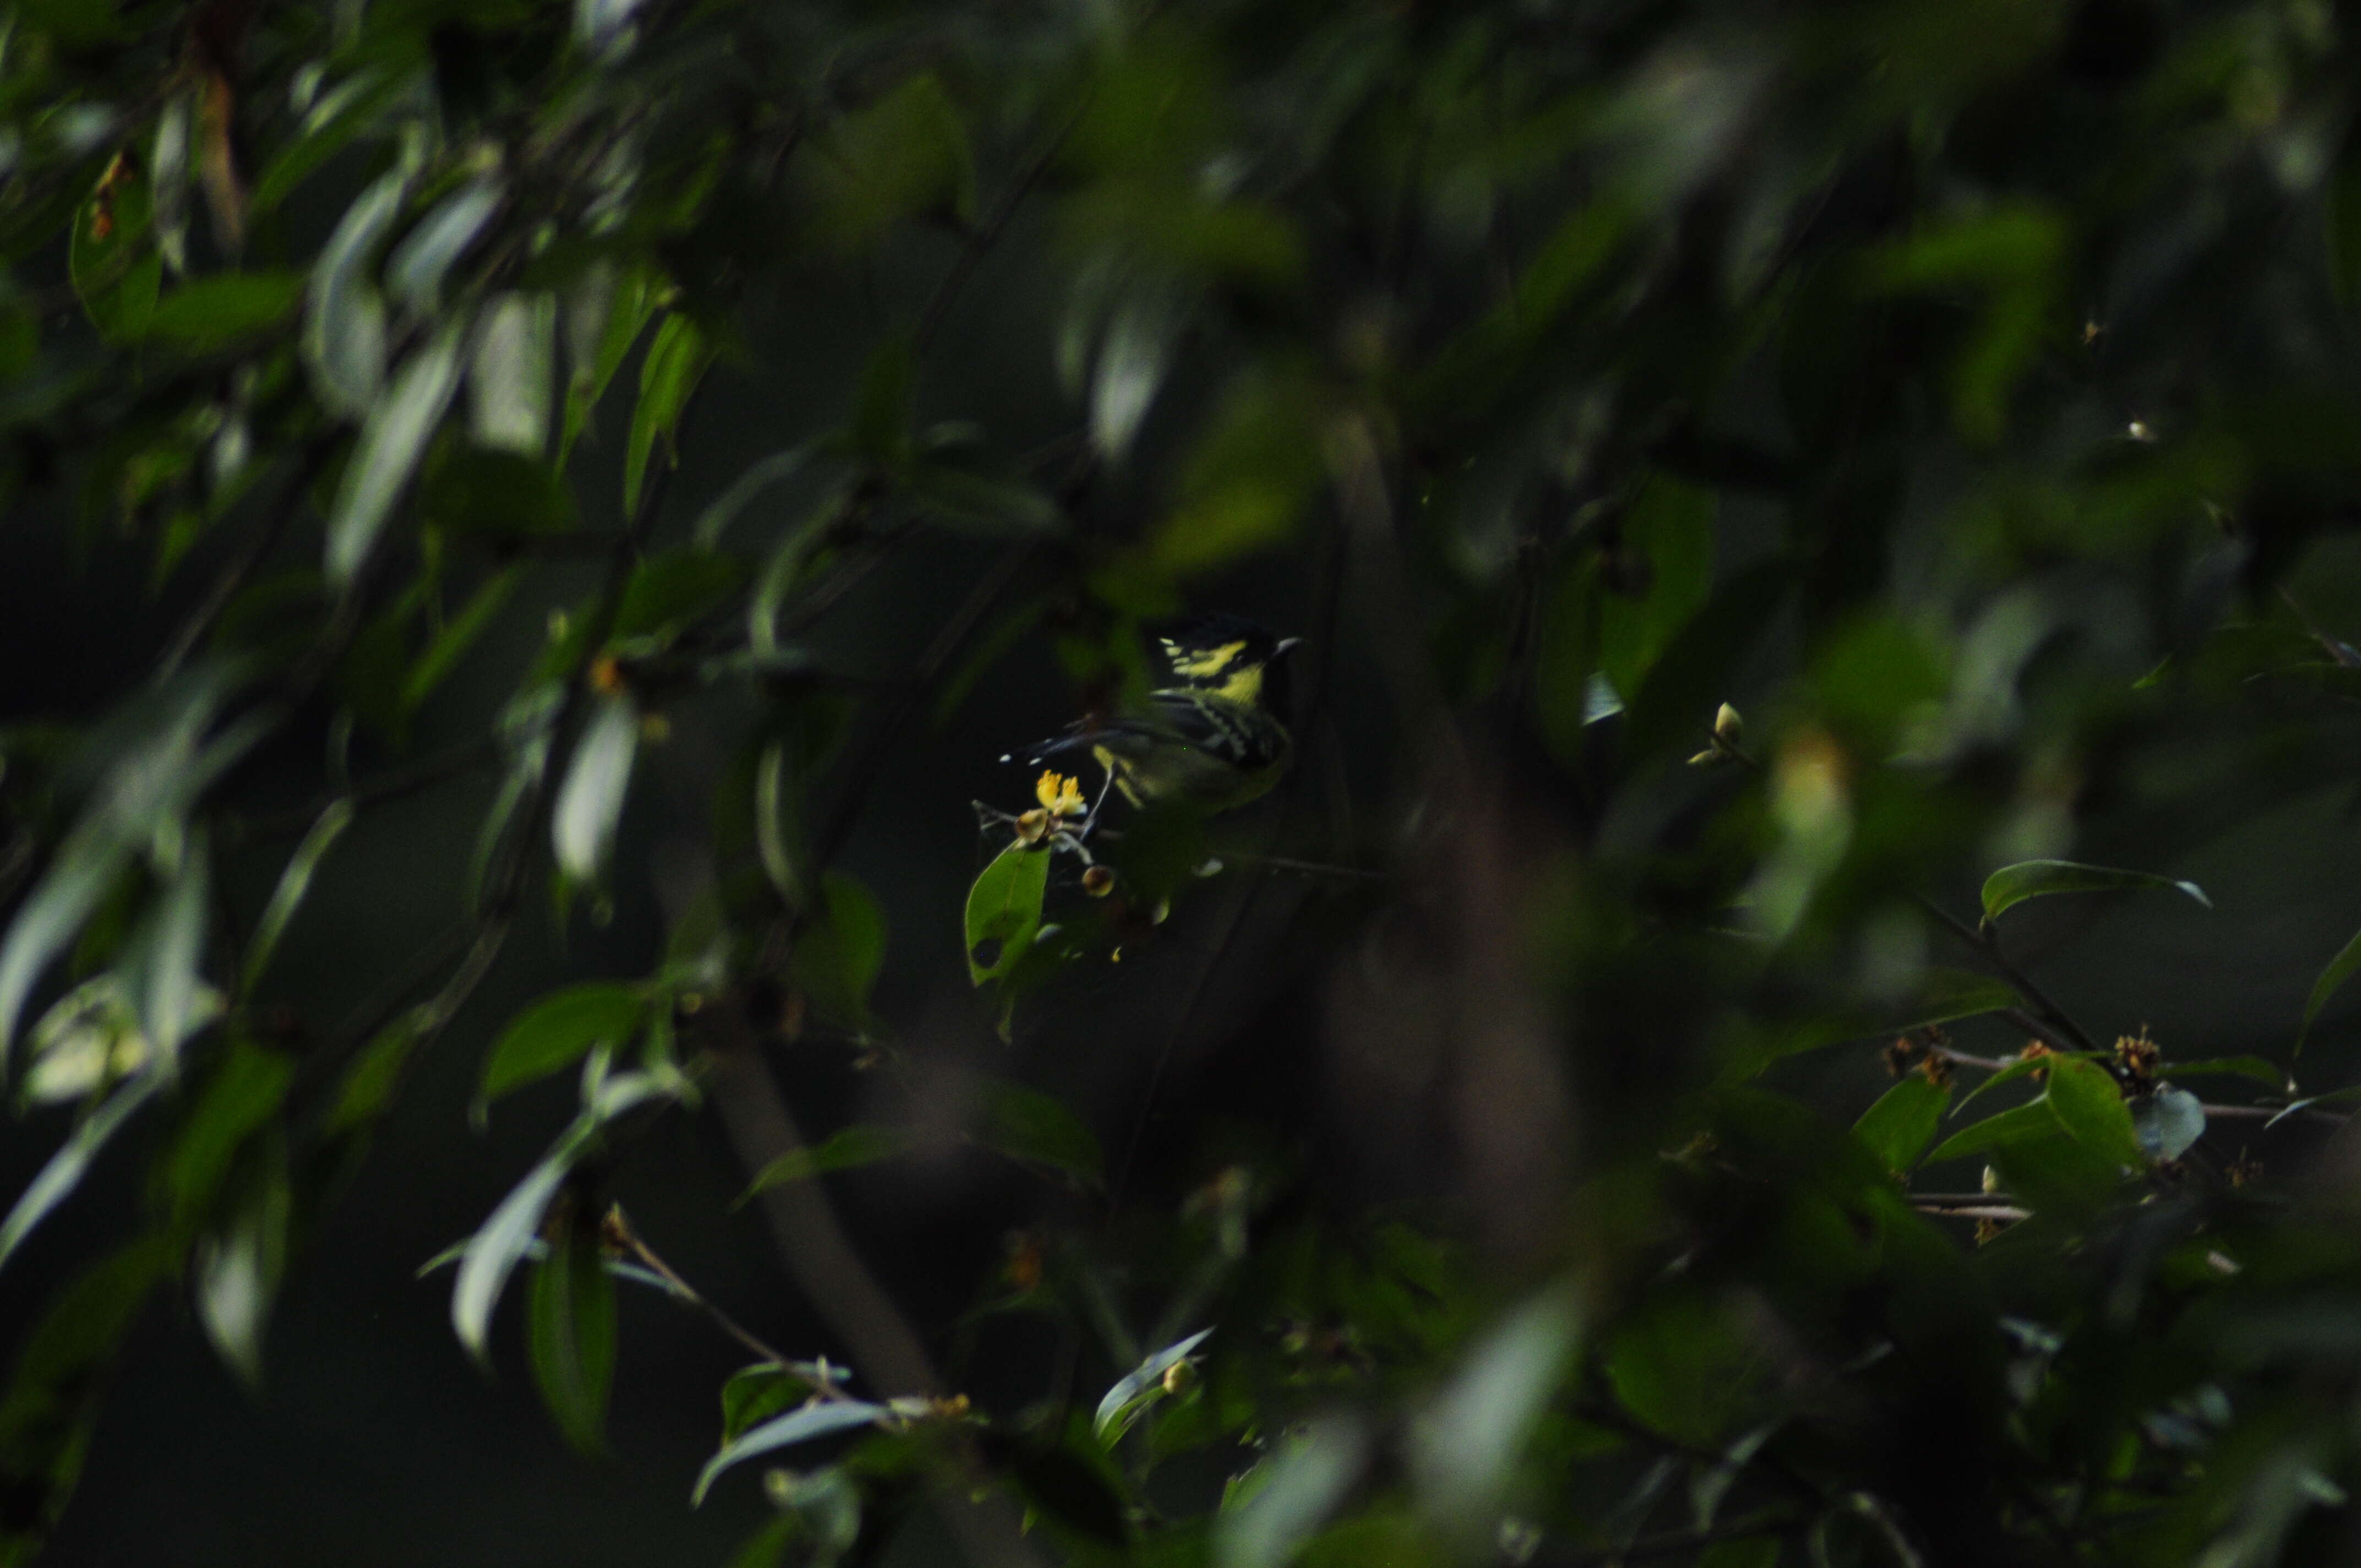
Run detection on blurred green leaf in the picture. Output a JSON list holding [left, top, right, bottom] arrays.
[[1979, 860, 2210, 924], [0, 1071, 163, 1275], [1598, 478, 1713, 700], [69, 161, 160, 343], [195, 1140, 291, 1389], [303, 169, 407, 418], [241, 798, 354, 997], [739, 1124, 909, 1201], [624, 314, 714, 515], [160, 1038, 293, 1229], [471, 292, 558, 456], [386, 179, 501, 312], [1853, 1074, 1951, 1175], [528, 1193, 617, 1455], [479, 983, 645, 1108], [805, 72, 976, 249], [612, 547, 746, 645], [790, 872, 887, 1031], [325, 318, 470, 586], [140, 271, 304, 349], [1603, 1289, 1767, 1450], [552, 695, 640, 885], [1923, 1099, 2057, 1166], [979, 1080, 1103, 1186]]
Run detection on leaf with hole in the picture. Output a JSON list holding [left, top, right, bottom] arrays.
[[965, 843, 1051, 986]]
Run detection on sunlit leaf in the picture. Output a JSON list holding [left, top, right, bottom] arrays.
[[303, 168, 408, 418], [1095, 1328, 1214, 1444], [1216, 1414, 1373, 1568], [692, 1400, 887, 1506], [552, 696, 640, 885], [2043, 1056, 2143, 1168], [2130, 1086, 2206, 1163], [471, 292, 557, 457], [195, 1145, 291, 1388], [384, 178, 502, 312], [325, 317, 470, 585], [0, 1072, 164, 1275]]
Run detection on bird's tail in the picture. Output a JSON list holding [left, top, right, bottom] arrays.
[[998, 731, 1100, 769]]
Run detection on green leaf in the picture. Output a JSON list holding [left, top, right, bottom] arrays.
[[904, 458, 1063, 537], [141, 271, 304, 349], [848, 335, 915, 471], [693, 448, 812, 548], [2161, 1056, 2286, 1091], [965, 843, 1051, 985], [194, 1141, 291, 1388], [0, 1072, 164, 1275], [1603, 1290, 1767, 1450], [450, 1071, 674, 1364], [241, 798, 354, 997], [385, 179, 502, 312], [2130, 1086, 2207, 1163], [2267, 1084, 2361, 1128], [0, 826, 134, 1059], [425, 448, 577, 541], [1853, 1075, 1952, 1175], [612, 547, 747, 645], [69, 162, 160, 343], [249, 66, 418, 218], [470, 292, 558, 456], [1954, 1050, 2085, 1112], [528, 1194, 617, 1455], [325, 317, 470, 586], [1979, 859, 2211, 924], [324, 1010, 421, 1134], [739, 1124, 909, 1202], [806, 72, 976, 251], [552, 695, 640, 885], [303, 168, 407, 418], [402, 568, 521, 712], [1408, 1289, 1581, 1535], [720, 1362, 818, 1444], [2299, 921, 2361, 1053], [1095, 1328, 1214, 1444], [978, 1080, 1103, 1186], [1215, 1416, 1374, 1568], [1598, 476, 1714, 699], [624, 314, 714, 516], [480, 984, 646, 1108], [127, 832, 210, 1063], [562, 262, 660, 458], [0, 1237, 174, 1555], [791, 872, 887, 1030], [692, 1400, 887, 1506], [1896, 967, 2020, 1030], [160, 1039, 293, 1229], [1922, 1100, 2059, 1166], [2043, 1055, 2144, 1168]]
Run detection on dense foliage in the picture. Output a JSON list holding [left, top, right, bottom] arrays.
[[19, 0, 2361, 1562]]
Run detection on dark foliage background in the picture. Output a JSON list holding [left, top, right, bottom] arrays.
[[13, 1, 2361, 1565]]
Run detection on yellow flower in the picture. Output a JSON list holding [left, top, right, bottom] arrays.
[[1035, 771, 1086, 818]]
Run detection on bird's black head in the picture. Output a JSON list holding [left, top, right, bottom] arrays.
[[1155, 613, 1301, 710]]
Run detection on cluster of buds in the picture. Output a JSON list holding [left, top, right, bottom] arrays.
[[2017, 1040, 2053, 1079], [1883, 1025, 1951, 1085], [2114, 1026, 2161, 1091], [1687, 703, 1751, 767]]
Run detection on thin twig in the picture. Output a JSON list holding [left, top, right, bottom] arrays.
[[1914, 895, 2100, 1055]]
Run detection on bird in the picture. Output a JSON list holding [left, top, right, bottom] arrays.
[[1002, 613, 1302, 819]]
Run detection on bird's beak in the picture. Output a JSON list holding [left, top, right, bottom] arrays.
[[1274, 637, 1305, 657]]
